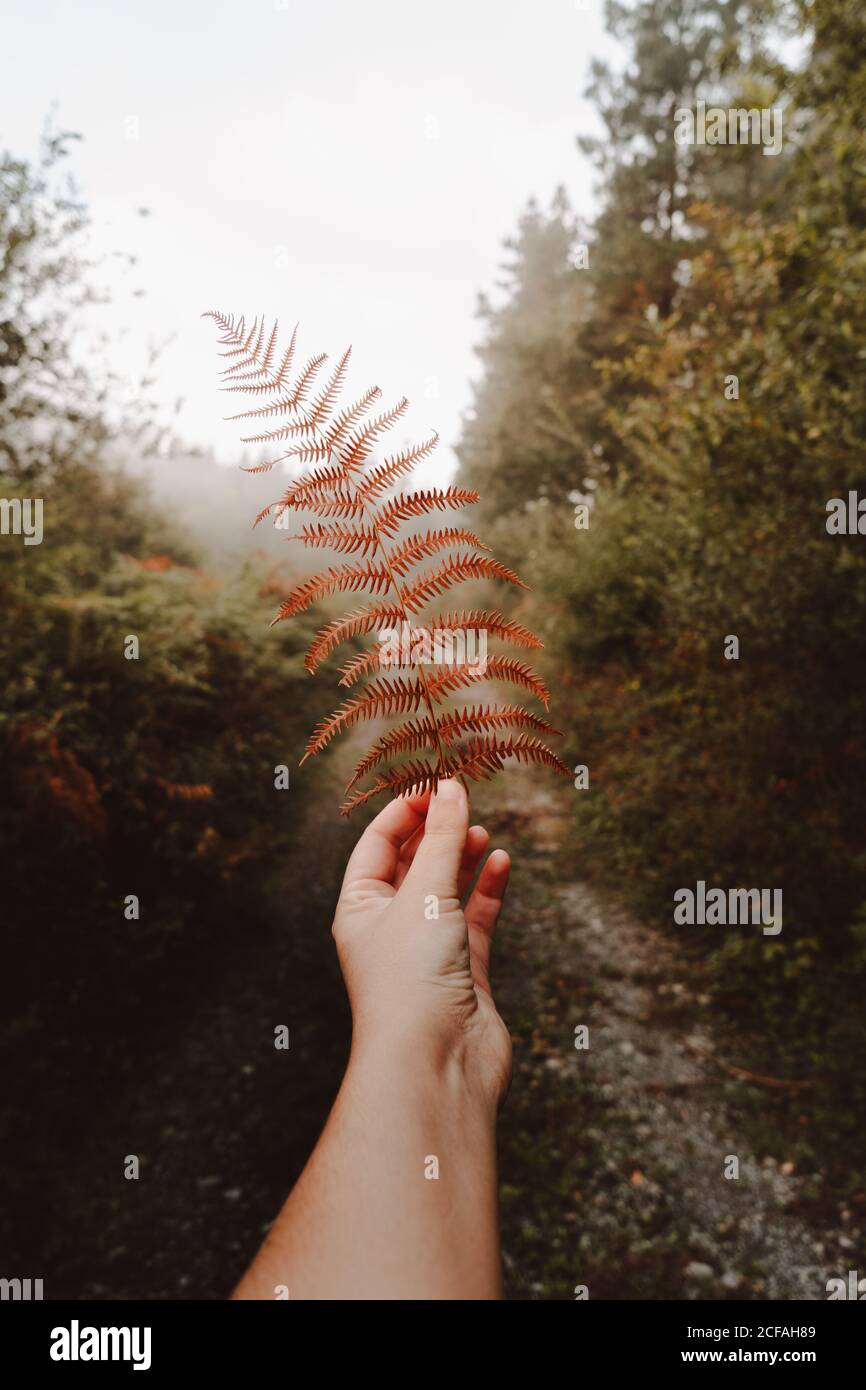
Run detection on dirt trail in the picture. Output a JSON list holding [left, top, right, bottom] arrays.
[[476, 769, 862, 1300], [27, 744, 863, 1300]]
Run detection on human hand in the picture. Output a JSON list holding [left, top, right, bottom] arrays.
[[332, 780, 513, 1112]]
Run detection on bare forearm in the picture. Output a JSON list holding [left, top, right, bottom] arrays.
[[234, 784, 513, 1300], [233, 1042, 502, 1301]]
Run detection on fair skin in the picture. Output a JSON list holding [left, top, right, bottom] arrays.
[[232, 778, 512, 1300]]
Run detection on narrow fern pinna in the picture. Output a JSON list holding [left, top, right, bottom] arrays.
[[203, 311, 570, 814]]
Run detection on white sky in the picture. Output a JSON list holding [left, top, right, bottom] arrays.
[[3, 0, 616, 482]]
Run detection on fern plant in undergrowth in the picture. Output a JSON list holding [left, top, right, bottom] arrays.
[[203, 310, 570, 814]]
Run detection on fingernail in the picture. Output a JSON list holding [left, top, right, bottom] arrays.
[[434, 778, 461, 802]]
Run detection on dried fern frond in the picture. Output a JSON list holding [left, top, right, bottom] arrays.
[[202, 310, 569, 813]]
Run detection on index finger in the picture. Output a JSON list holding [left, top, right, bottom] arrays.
[[341, 790, 432, 889]]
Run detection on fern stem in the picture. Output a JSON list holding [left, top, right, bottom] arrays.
[[346, 486, 452, 783]]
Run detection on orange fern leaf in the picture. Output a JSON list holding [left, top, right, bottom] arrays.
[[400, 552, 528, 614], [337, 646, 386, 687], [300, 676, 427, 763], [304, 604, 404, 674], [358, 433, 439, 502], [338, 761, 442, 816], [202, 311, 565, 812], [427, 658, 552, 706], [308, 347, 352, 428], [227, 353, 327, 422], [222, 319, 278, 382], [272, 323, 299, 390], [241, 458, 282, 475], [286, 522, 378, 555], [271, 561, 393, 622], [340, 398, 409, 471], [346, 705, 562, 790], [333, 612, 543, 690], [279, 463, 347, 501], [325, 385, 383, 451], [374, 487, 480, 538], [448, 733, 572, 782], [422, 609, 543, 651], [345, 717, 442, 786], [221, 318, 266, 377], [388, 528, 489, 576], [438, 704, 561, 742]]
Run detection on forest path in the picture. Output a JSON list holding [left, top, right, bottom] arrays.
[[473, 768, 857, 1300], [36, 736, 859, 1301]]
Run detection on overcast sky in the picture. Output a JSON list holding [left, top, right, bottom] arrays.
[[3, 0, 617, 481]]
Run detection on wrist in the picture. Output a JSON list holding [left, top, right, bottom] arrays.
[[346, 1022, 500, 1127]]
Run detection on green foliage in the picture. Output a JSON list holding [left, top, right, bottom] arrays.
[[459, 190, 594, 510], [459, 0, 866, 1165], [0, 130, 323, 1035]]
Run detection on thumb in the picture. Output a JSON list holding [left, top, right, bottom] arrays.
[[403, 778, 469, 904]]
